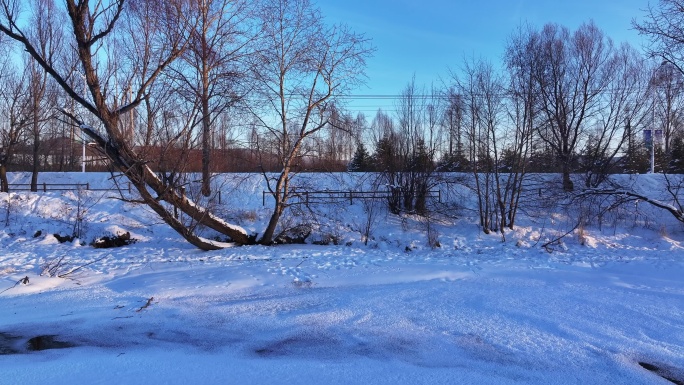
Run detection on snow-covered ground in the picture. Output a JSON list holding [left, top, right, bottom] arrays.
[[1, 172, 683, 384]]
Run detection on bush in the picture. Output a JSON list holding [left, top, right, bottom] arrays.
[[91, 232, 136, 248]]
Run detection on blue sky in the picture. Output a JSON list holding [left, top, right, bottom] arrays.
[[317, 0, 651, 113]]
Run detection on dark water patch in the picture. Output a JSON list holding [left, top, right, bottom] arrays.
[[27, 335, 76, 351], [639, 361, 684, 385], [253, 334, 344, 359], [1, 333, 76, 354], [0, 332, 21, 355]]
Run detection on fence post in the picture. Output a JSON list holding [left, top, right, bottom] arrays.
[[43, 182, 47, 192], [86, 183, 90, 191], [349, 191, 353, 205], [128, 182, 131, 193], [218, 191, 221, 204], [306, 191, 309, 205], [262, 191, 265, 206], [438, 190, 441, 203]]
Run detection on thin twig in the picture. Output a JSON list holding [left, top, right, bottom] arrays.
[[0, 276, 29, 295], [541, 221, 581, 251], [58, 254, 110, 278]]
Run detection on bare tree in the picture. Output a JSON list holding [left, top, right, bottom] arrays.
[[441, 88, 467, 170], [581, 173, 684, 224], [26, 58, 58, 190], [579, 44, 651, 187], [454, 57, 507, 234], [0, 65, 31, 192], [368, 109, 403, 212], [169, 0, 252, 196], [503, 24, 539, 229], [393, 78, 438, 214], [0, 0, 256, 249], [576, 4, 684, 225], [395, 78, 422, 213], [424, 84, 444, 159], [26, 0, 64, 190], [370, 79, 440, 216], [314, 104, 356, 170], [249, 0, 372, 244], [636, 1, 684, 161], [650, 61, 684, 157], [531, 22, 615, 191], [635, 0, 684, 76]]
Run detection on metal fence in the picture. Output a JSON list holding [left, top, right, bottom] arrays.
[[262, 189, 441, 205], [6, 183, 129, 192], [5, 184, 442, 207]]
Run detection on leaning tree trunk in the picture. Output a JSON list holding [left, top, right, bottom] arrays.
[[259, 132, 312, 245], [0, 0, 259, 250], [260, 200, 285, 245], [81, 123, 254, 249], [259, 168, 290, 245]]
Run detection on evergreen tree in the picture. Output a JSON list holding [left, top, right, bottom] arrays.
[[668, 135, 684, 173], [410, 138, 434, 214], [438, 152, 469, 172], [623, 139, 650, 174], [410, 138, 433, 173], [348, 142, 372, 172], [373, 136, 399, 173], [373, 135, 402, 213]]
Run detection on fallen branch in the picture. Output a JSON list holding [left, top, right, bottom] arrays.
[[0, 276, 29, 295], [541, 221, 581, 251], [580, 188, 684, 223], [136, 297, 155, 312]]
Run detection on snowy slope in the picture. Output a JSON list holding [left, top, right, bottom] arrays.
[[0, 172, 683, 384]]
